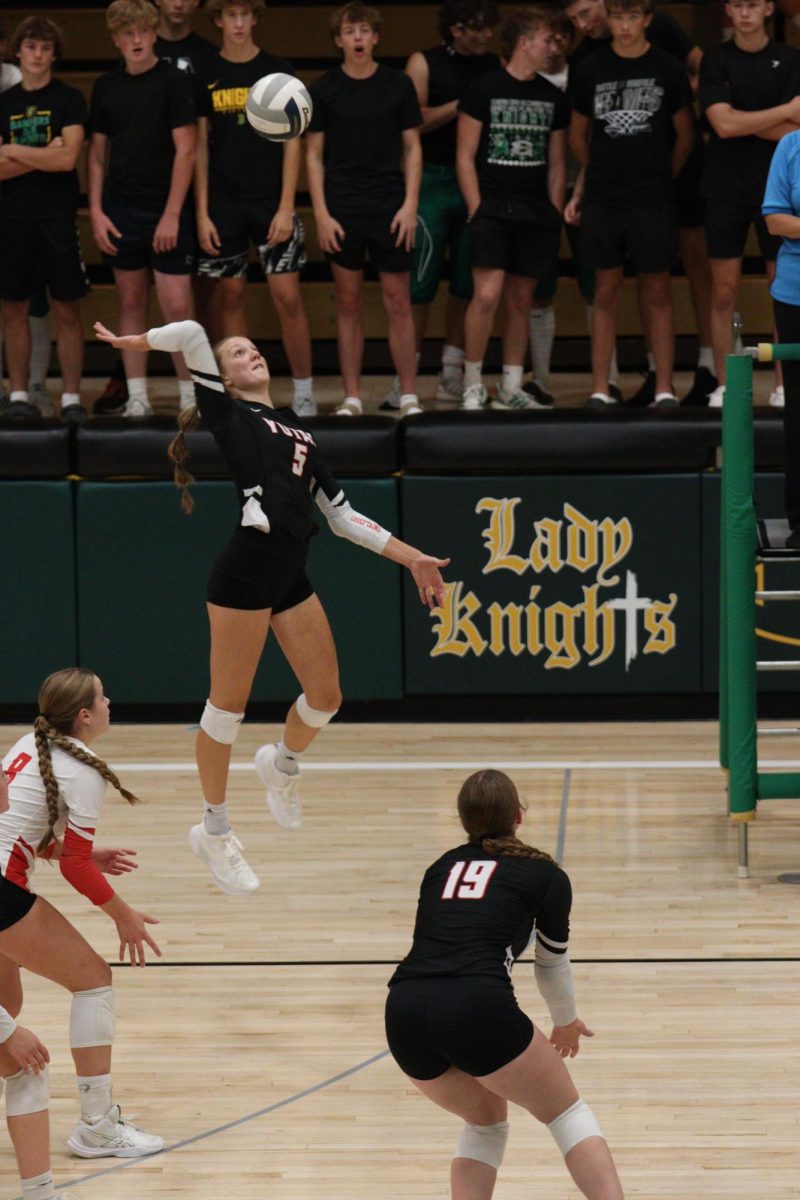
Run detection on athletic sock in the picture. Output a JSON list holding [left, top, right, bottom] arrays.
[[28, 315, 51, 390], [464, 360, 482, 389], [10, 391, 29, 404], [20, 1171, 56, 1200], [204, 800, 231, 837], [126, 378, 148, 403], [61, 392, 80, 409], [501, 364, 523, 394], [529, 305, 556, 383], [292, 376, 313, 402], [275, 740, 301, 776], [178, 379, 195, 408], [697, 346, 714, 371], [77, 1074, 112, 1122], [441, 344, 464, 382], [646, 352, 656, 373]]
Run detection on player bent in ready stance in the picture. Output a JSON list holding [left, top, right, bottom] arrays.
[[0, 668, 164, 1178], [386, 769, 623, 1200], [95, 318, 449, 897]]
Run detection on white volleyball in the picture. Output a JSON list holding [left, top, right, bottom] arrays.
[[245, 72, 313, 142]]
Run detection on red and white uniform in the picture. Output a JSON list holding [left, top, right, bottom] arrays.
[[0, 734, 113, 904]]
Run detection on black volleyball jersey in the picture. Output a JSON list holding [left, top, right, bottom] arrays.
[[390, 841, 571, 985]]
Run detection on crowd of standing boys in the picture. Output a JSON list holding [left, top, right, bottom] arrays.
[[0, 0, 799, 419]]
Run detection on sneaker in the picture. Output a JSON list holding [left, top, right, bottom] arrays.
[[399, 394, 423, 417], [769, 385, 785, 408], [188, 824, 260, 895], [609, 383, 623, 403], [61, 402, 87, 425], [378, 377, 401, 411], [491, 386, 545, 411], [67, 1105, 164, 1159], [1, 400, 41, 420], [434, 372, 464, 403], [29, 382, 55, 417], [124, 395, 153, 418], [335, 396, 363, 417], [460, 382, 487, 411], [292, 394, 317, 418], [626, 370, 656, 408], [654, 392, 679, 407], [254, 744, 302, 831], [680, 365, 718, 407], [521, 378, 555, 406], [92, 376, 128, 416], [585, 392, 620, 408], [708, 385, 725, 408]]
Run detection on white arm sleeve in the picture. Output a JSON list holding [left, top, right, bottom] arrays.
[[534, 933, 577, 1027], [146, 321, 223, 391], [0, 1006, 17, 1044], [314, 488, 392, 555]]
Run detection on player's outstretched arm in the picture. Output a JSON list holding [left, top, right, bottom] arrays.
[[94, 321, 150, 354], [381, 536, 449, 609]]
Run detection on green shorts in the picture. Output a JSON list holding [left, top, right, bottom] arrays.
[[411, 163, 473, 305]]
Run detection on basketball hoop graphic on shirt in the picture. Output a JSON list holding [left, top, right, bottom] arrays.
[[599, 109, 653, 137]]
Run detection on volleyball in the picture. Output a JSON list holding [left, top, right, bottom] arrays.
[[245, 73, 313, 141]]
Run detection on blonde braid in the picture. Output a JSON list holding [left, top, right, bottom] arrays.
[[480, 834, 556, 863], [167, 404, 201, 514]]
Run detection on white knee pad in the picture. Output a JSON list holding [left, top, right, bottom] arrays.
[[5, 1065, 49, 1116], [200, 700, 244, 745], [70, 987, 115, 1049], [454, 1120, 509, 1169], [548, 1098, 603, 1157], [296, 692, 338, 729]]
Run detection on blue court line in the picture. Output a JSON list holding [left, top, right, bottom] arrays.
[[27, 1048, 390, 1199]]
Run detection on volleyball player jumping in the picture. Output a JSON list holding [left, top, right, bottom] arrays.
[[386, 769, 624, 1200], [94, 318, 449, 897]]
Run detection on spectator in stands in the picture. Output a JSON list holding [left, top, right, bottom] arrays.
[[306, 3, 423, 418], [195, 0, 316, 418], [88, 0, 197, 418], [700, 0, 800, 408], [563, 0, 713, 406], [0, 17, 89, 424], [380, 0, 501, 411], [566, 0, 694, 407], [0, 23, 22, 411], [457, 5, 568, 411]]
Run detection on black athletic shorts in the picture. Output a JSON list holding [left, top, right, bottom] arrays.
[[385, 976, 535, 1080], [0, 873, 37, 932], [101, 196, 195, 275], [581, 199, 677, 273], [327, 204, 413, 274], [674, 139, 706, 231], [196, 194, 307, 279], [0, 216, 89, 303], [704, 199, 781, 261], [468, 197, 561, 279], [206, 526, 314, 613]]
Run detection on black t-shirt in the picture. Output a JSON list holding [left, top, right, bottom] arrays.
[[89, 59, 196, 209], [699, 39, 800, 205], [155, 30, 219, 105], [197, 50, 292, 206], [308, 64, 422, 212], [390, 842, 572, 986], [458, 68, 570, 203], [569, 9, 693, 70], [0, 78, 86, 218], [570, 44, 692, 204], [421, 43, 500, 166]]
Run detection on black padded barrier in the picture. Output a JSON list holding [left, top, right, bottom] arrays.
[[752, 410, 786, 469], [0, 422, 71, 478]]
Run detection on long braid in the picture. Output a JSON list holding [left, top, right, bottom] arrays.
[[167, 405, 200, 514], [479, 834, 555, 863]]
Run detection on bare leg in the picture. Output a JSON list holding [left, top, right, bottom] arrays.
[[591, 268, 623, 395], [380, 271, 417, 395], [3, 299, 32, 393], [51, 298, 84, 394], [153, 270, 193, 382], [267, 273, 313, 379], [331, 264, 365, 399], [412, 301, 429, 347], [709, 256, 741, 384], [464, 269, 505, 364], [445, 295, 469, 350], [679, 226, 712, 350], [408, 1067, 507, 1200], [501, 275, 537, 367], [271, 593, 342, 753], [216, 276, 248, 340], [114, 268, 151, 381], [197, 603, 271, 807], [637, 271, 674, 395]]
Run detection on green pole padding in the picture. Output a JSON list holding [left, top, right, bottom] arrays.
[[719, 503, 729, 769], [721, 353, 758, 819], [758, 771, 800, 800]]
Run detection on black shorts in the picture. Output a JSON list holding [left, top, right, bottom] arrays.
[[0, 216, 89, 303], [385, 976, 534, 1080], [581, 199, 677, 273], [101, 196, 195, 275], [327, 205, 413, 274], [468, 198, 561, 279], [0, 873, 37, 932], [206, 527, 314, 613], [197, 193, 307, 279], [704, 199, 781, 261], [674, 139, 706, 231]]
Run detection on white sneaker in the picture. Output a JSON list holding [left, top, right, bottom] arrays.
[[124, 395, 153, 418], [292, 394, 317, 418], [379, 377, 401, 411], [460, 383, 487, 411], [399, 394, 422, 417], [769, 385, 785, 408], [708, 385, 725, 408], [67, 1104, 164, 1159], [189, 824, 260, 895], [435, 372, 464, 403], [491, 386, 540, 411], [29, 382, 55, 417], [335, 396, 362, 417], [254, 744, 302, 830]]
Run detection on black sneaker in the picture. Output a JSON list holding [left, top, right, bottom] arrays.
[[625, 370, 656, 408], [1, 400, 41, 420], [522, 378, 555, 406], [609, 383, 623, 402], [585, 392, 620, 409], [92, 376, 128, 415], [680, 366, 718, 408], [61, 403, 87, 425]]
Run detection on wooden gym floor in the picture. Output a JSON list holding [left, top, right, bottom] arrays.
[[0, 718, 798, 1199]]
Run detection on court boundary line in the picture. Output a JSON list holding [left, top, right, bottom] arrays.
[[108, 758, 800, 772], [103, 956, 800, 968]]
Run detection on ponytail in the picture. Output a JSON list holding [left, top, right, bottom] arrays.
[[168, 404, 200, 514]]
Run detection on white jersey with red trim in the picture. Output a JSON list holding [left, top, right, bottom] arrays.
[[0, 733, 106, 891]]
